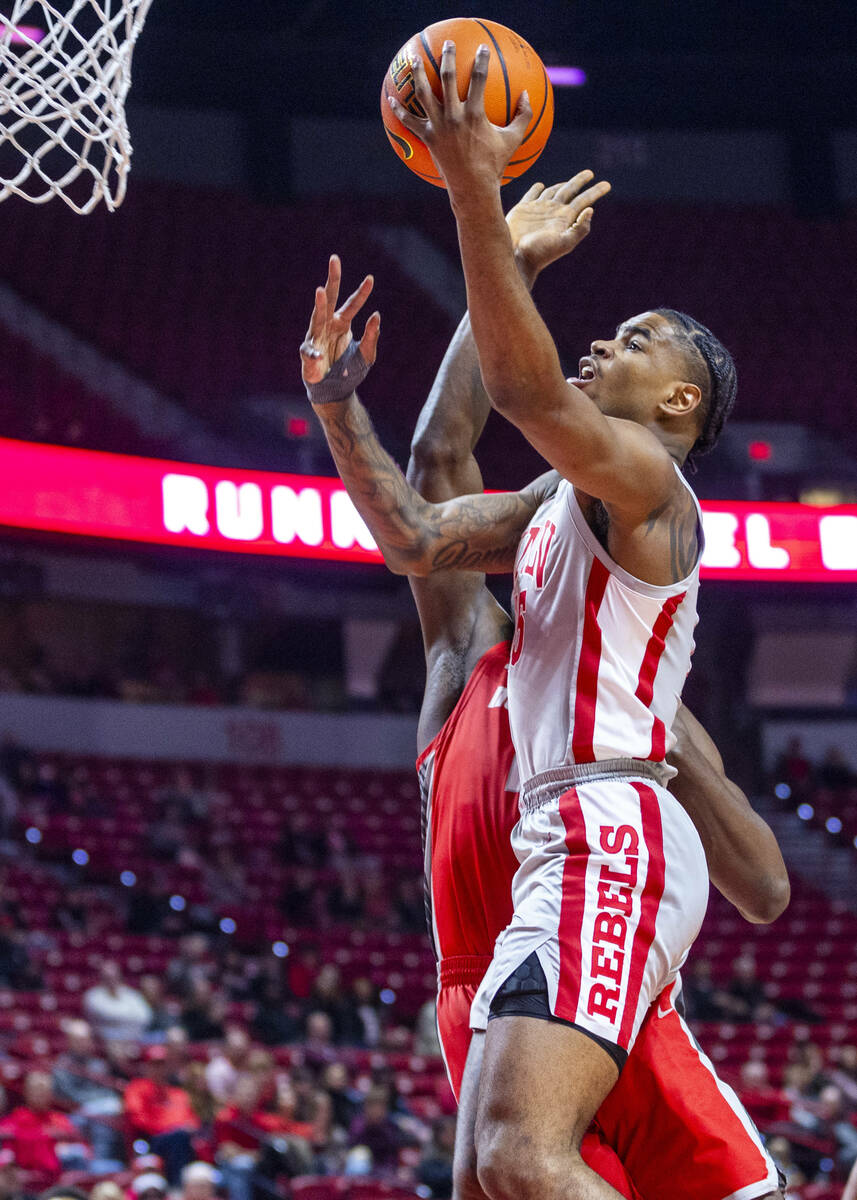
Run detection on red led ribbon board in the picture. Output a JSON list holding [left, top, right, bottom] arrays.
[[0, 439, 856, 581]]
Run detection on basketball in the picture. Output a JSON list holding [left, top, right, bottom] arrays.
[[381, 17, 554, 188]]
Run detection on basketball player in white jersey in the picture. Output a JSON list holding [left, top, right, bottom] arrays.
[[300, 180, 785, 1200]]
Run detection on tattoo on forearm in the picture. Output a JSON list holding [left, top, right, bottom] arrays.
[[317, 397, 532, 572]]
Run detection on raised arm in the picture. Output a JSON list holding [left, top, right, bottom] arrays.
[[389, 47, 690, 525], [667, 705, 790, 924], [300, 255, 556, 576]]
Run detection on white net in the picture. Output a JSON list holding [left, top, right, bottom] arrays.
[[0, 0, 153, 213]]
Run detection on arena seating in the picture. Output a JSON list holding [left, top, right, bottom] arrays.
[[1, 184, 855, 482], [0, 749, 854, 1196], [0, 324, 164, 454]]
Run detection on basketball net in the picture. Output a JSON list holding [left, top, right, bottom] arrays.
[[0, 0, 154, 213]]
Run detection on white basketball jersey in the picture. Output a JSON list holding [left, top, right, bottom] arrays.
[[507, 469, 702, 786]]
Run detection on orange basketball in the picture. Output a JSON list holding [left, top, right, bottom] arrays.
[[381, 17, 554, 188]]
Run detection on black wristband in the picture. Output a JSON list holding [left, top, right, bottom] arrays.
[[306, 340, 372, 405]]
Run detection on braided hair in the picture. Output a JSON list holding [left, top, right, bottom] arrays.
[[654, 309, 737, 471]]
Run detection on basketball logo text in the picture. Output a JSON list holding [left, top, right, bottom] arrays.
[[389, 53, 427, 118]]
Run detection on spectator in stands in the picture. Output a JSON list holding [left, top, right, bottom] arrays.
[[776, 736, 812, 797], [0, 921, 42, 991], [326, 871, 365, 924], [280, 868, 322, 927], [394, 876, 425, 933], [181, 1062, 218, 1130], [302, 1012, 338, 1069], [418, 1115, 456, 1199], [844, 1153, 857, 1200], [817, 745, 855, 791], [214, 1075, 312, 1200], [250, 977, 301, 1047], [307, 965, 357, 1044], [138, 976, 174, 1038], [829, 1044, 857, 1105], [764, 1136, 806, 1194], [320, 1063, 362, 1131], [129, 1173, 168, 1200], [413, 997, 441, 1057], [681, 959, 733, 1021], [205, 1026, 252, 1105], [279, 814, 325, 868], [720, 955, 773, 1022], [351, 977, 383, 1048], [736, 1061, 790, 1126], [792, 1083, 857, 1174], [347, 1086, 408, 1175], [0, 734, 32, 791], [0, 1149, 24, 1200], [0, 1070, 89, 1178], [179, 1161, 218, 1200], [123, 1046, 200, 1185], [180, 979, 226, 1043], [166, 936, 211, 1000], [90, 1183, 125, 1200], [83, 961, 152, 1043], [51, 1020, 123, 1164]]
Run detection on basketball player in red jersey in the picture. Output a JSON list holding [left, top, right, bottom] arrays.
[[300, 182, 787, 1200]]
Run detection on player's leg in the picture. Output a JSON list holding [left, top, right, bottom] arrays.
[[596, 979, 785, 1200], [475, 1015, 624, 1200], [452, 1031, 487, 1200]]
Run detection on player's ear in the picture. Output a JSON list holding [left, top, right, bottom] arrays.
[[660, 382, 701, 418]]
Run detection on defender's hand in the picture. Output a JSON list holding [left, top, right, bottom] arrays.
[[300, 254, 380, 386], [508, 172, 612, 281], [387, 41, 531, 193]]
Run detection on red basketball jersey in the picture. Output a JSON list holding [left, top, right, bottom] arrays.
[[417, 641, 520, 961]]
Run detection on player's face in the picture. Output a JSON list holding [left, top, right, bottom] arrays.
[[567, 311, 690, 422]]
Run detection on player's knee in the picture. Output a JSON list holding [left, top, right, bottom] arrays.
[[452, 1155, 484, 1200], [475, 1124, 541, 1200]]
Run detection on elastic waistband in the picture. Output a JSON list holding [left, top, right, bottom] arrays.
[[439, 955, 493, 987], [520, 758, 669, 813]]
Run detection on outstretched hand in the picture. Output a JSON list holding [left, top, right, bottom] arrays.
[[387, 40, 531, 192], [507, 171, 612, 281], [300, 254, 380, 386]]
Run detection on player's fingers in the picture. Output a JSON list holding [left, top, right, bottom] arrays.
[[567, 207, 594, 239], [517, 181, 545, 204], [553, 170, 595, 205], [539, 182, 565, 202], [438, 40, 462, 111], [568, 179, 612, 216], [387, 94, 424, 135], [359, 312, 381, 365], [337, 275, 374, 324], [409, 53, 438, 119], [466, 43, 490, 112], [507, 90, 532, 144], [325, 255, 341, 313], [305, 286, 328, 344]]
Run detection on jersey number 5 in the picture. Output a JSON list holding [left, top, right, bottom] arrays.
[[510, 589, 526, 667]]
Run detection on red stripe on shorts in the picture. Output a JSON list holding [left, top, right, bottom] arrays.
[[634, 591, 685, 760], [556, 787, 589, 1021], [617, 783, 666, 1047], [571, 558, 610, 761]]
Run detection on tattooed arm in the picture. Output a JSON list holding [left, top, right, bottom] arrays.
[[301, 254, 557, 576], [315, 391, 555, 574], [668, 705, 790, 924]]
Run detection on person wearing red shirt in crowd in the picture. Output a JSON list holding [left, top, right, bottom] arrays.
[[0, 1070, 88, 1182], [214, 1076, 313, 1200], [123, 1046, 199, 1186]]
